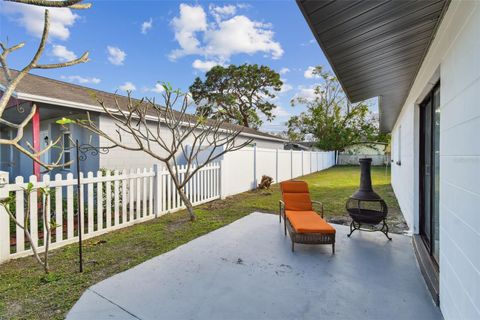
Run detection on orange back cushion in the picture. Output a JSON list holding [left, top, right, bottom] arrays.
[[280, 181, 313, 211]]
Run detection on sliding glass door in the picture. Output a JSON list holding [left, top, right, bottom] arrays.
[[419, 83, 440, 264]]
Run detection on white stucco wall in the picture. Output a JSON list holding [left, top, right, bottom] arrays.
[[391, 1, 480, 318], [97, 115, 285, 170]]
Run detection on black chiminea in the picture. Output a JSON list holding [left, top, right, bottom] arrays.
[[346, 158, 392, 240]]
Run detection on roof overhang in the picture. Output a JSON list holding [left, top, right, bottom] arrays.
[[297, 0, 450, 132]]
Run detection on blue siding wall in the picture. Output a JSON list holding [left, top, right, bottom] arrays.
[[0, 106, 100, 182]]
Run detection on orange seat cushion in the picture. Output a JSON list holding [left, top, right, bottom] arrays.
[[285, 210, 336, 234]]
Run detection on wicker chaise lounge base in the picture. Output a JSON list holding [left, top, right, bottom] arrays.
[[284, 217, 336, 253], [279, 181, 336, 254]]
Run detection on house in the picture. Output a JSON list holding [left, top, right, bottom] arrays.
[[298, 0, 479, 318], [338, 142, 389, 166], [283, 141, 319, 151], [0, 71, 286, 181]]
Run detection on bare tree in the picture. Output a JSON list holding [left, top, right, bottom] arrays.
[[0, 0, 91, 170], [70, 86, 253, 221], [0, 184, 55, 273]]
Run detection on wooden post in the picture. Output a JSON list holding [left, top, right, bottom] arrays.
[[75, 140, 83, 273], [0, 171, 10, 264], [32, 104, 41, 180], [55, 174, 63, 242]]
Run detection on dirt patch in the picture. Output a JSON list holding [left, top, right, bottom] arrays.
[[166, 216, 191, 232]]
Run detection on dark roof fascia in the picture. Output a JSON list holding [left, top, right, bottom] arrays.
[[296, 0, 356, 102]]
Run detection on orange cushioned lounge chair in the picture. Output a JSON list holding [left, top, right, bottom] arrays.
[[279, 181, 336, 253]]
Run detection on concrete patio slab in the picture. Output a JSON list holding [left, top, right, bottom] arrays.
[[67, 212, 442, 320]]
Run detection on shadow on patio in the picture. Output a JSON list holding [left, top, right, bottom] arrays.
[[68, 212, 441, 320]]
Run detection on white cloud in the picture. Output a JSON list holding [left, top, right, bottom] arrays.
[[61, 75, 100, 84], [210, 4, 236, 16], [304, 66, 320, 79], [119, 82, 136, 91], [204, 16, 283, 60], [107, 46, 126, 65], [1, 2, 79, 40], [151, 83, 165, 93], [279, 67, 290, 75], [192, 59, 224, 72], [280, 83, 293, 93], [301, 39, 316, 46], [272, 105, 291, 117], [276, 78, 293, 94], [143, 83, 165, 93], [169, 4, 207, 60], [259, 104, 291, 133], [141, 18, 153, 34], [51, 45, 76, 62], [237, 3, 251, 10], [292, 85, 318, 101], [169, 4, 283, 63], [209, 4, 236, 22]]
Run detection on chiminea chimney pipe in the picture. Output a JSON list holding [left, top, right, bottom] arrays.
[[351, 158, 382, 200]]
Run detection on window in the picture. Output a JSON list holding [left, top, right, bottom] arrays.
[[63, 132, 71, 169]]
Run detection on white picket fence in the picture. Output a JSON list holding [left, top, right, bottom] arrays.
[[0, 163, 220, 262], [0, 148, 334, 264]]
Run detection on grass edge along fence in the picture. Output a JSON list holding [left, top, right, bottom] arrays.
[[0, 148, 335, 264]]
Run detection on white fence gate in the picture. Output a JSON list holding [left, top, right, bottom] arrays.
[[0, 148, 334, 263]]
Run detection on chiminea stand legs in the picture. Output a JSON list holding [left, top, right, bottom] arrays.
[[347, 219, 392, 241]]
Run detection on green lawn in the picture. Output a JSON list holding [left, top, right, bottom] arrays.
[[0, 166, 404, 320]]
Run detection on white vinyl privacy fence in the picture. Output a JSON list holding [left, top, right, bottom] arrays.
[[221, 147, 335, 197], [0, 148, 334, 263]]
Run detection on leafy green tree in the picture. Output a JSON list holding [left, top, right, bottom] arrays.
[[189, 64, 283, 129], [287, 66, 387, 155]]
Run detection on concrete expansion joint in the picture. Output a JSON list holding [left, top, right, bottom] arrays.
[[88, 288, 143, 320]]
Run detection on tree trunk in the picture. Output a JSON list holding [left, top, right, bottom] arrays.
[[178, 188, 196, 221], [2, 205, 49, 273], [241, 115, 250, 128], [164, 163, 197, 221]]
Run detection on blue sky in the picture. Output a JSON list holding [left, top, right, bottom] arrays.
[[0, 0, 336, 133]]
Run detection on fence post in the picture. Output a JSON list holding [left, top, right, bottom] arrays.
[[0, 171, 10, 264], [153, 164, 161, 217], [253, 144, 257, 189], [301, 151, 304, 176], [290, 150, 293, 179], [275, 149, 279, 183], [310, 151, 315, 173], [219, 158, 227, 199]]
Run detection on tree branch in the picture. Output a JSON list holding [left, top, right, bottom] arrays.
[[5, 0, 92, 9], [71, 89, 252, 220]]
